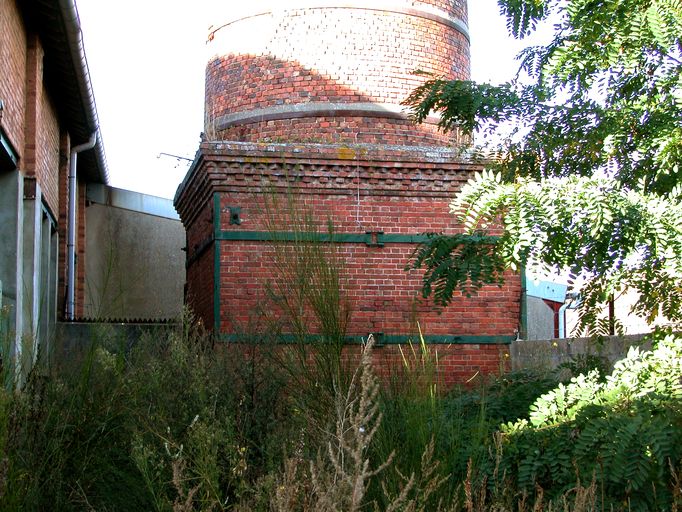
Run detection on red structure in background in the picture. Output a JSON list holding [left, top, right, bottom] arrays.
[[174, 1, 521, 385]]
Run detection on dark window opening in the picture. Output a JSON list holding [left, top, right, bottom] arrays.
[[0, 129, 18, 173]]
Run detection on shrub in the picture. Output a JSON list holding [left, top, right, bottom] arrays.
[[494, 333, 682, 511]]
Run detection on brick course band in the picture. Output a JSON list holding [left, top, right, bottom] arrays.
[[209, 2, 470, 42], [214, 101, 439, 131]]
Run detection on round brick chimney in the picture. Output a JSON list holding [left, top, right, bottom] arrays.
[[204, 0, 470, 145]]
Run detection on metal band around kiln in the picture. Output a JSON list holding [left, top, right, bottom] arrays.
[[214, 102, 439, 131]]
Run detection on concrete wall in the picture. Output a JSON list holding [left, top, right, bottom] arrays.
[[84, 185, 184, 320], [0, 171, 23, 341], [510, 333, 650, 371], [526, 296, 555, 341], [0, 171, 59, 372], [55, 321, 179, 357]]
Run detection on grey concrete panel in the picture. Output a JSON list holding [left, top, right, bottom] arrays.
[[0, 172, 20, 307], [0, 171, 23, 360], [55, 321, 180, 358], [47, 228, 59, 355], [22, 189, 42, 340], [85, 203, 185, 320], [87, 184, 179, 220], [38, 212, 55, 352], [526, 296, 555, 341], [510, 333, 651, 372]]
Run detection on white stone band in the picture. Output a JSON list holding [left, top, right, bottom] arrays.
[[208, 1, 470, 43], [213, 101, 439, 130]]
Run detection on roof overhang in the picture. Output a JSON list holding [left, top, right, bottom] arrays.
[[20, 0, 108, 184]]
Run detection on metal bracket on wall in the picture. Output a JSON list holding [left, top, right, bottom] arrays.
[[223, 206, 242, 225], [365, 231, 384, 247], [23, 176, 37, 200]]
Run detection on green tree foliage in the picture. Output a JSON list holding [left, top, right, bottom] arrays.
[[405, 0, 682, 330], [494, 334, 682, 511]]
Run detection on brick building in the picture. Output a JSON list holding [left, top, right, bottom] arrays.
[[0, 0, 109, 368], [174, 0, 522, 384], [1, 0, 190, 376]]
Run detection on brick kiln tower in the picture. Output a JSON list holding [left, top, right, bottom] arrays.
[[174, 0, 521, 384]]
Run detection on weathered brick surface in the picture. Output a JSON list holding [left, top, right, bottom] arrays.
[[217, 240, 519, 338], [184, 197, 216, 329], [176, 143, 521, 383], [22, 32, 61, 214], [205, 2, 469, 144], [177, 142, 487, 228], [186, 249, 215, 331], [37, 90, 60, 213], [218, 115, 466, 146], [357, 343, 509, 389], [23, 34, 42, 178], [175, 2, 519, 384], [1, 0, 61, 218], [0, 0, 27, 155], [58, 132, 70, 316], [221, 342, 509, 391]]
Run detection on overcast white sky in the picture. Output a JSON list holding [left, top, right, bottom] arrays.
[[76, 1, 536, 199]]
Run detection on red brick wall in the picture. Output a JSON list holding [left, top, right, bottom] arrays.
[[76, 181, 87, 317], [177, 2, 517, 383], [22, 31, 61, 215], [177, 143, 521, 382], [58, 132, 70, 317], [217, 115, 467, 146], [217, 240, 519, 339], [187, 249, 215, 331], [184, 196, 216, 330], [0, 0, 27, 156], [222, 342, 509, 391], [37, 88, 60, 213], [1, 1, 60, 213], [56, 141, 89, 318], [354, 342, 509, 389], [205, 2, 469, 144], [23, 34, 42, 178], [213, 168, 519, 338]]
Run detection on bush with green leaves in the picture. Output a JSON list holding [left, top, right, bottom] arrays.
[[556, 353, 611, 382], [492, 332, 682, 511], [369, 355, 561, 509], [1, 304, 679, 510]]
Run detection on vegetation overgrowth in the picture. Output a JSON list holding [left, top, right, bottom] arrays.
[[2, 187, 681, 510], [0, 308, 680, 510], [1, 0, 679, 509]]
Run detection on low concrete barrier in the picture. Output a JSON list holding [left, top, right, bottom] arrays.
[[55, 321, 180, 357], [510, 334, 651, 371]]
